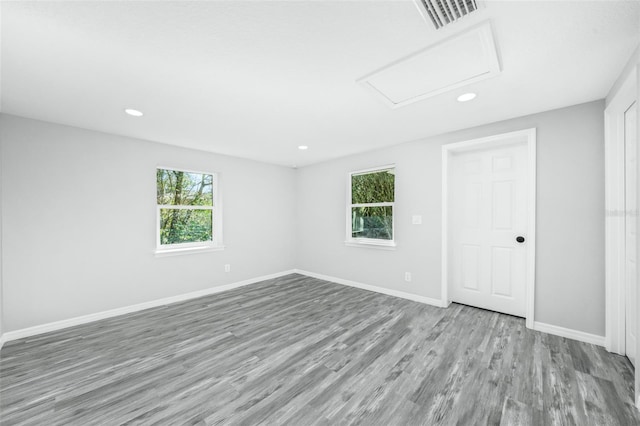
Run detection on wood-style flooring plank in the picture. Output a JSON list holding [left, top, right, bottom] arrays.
[[1, 274, 639, 425]]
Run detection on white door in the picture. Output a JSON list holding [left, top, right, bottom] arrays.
[[449, 142, 528, 317], [626, 101, 638, 366]]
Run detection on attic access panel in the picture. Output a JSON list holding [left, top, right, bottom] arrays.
[[358, 22, 500, 108]]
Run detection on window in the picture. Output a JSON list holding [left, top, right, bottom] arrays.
[[156, 167, 222, 254], [347, 166, 395, 247]]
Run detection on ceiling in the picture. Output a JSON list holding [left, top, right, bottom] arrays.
[[2, 1, 639, 167]]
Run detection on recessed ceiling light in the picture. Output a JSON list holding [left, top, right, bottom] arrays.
[[457, 93, 477, 102], [125, 108, 143, 117], [298, 145, 308, 150]]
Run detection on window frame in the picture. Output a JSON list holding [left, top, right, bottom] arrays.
[[155, 166, 224, 256], [345, 164, 396, 249]]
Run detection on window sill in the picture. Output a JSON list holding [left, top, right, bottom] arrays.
[[154, 245, 225, 257], [344, 240, 397, 250]]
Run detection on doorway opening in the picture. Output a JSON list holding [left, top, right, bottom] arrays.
[[442, 128, 537, 328]]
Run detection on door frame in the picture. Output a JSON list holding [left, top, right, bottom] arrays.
[[441, 128, 537, 328], [604, 66, 637, 355]]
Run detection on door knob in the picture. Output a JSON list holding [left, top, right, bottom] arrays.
[[516, 236, 525, 243]]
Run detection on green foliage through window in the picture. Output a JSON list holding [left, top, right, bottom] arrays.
[[157, 169, 214, 246], [351, 169, 394, 204], [350, 168, 395, 241], [160, 209, 212, 245], [157, 169, 213, 206]]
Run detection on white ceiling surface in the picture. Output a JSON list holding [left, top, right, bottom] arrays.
[[2, 1, 639, 167]]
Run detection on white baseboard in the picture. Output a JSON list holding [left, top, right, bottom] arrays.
[[2, 270, 296, 344], [295, 270, 607, 347], [0, 270, 607, 351], [294, 269, 448, 308], [533, 321, 605, 347]]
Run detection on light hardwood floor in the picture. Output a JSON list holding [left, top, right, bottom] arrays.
[[1, 274, 638, 425]]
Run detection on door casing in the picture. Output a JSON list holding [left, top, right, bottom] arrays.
[[605, 67, 638, 357], [442, 128, 537, 328]]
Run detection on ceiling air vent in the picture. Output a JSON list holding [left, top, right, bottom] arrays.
[[414, 0, 479, 29]]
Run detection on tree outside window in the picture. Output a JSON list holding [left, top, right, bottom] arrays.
[[348, 167, 395, 244], [156, 168, 217, 249]]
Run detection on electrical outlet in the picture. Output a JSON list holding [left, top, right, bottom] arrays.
[[412, 215, 422, 225], [224, 264, 231, 273], [405, 272, 412, 282]]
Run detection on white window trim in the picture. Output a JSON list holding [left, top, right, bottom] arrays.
[[154, 245, 225, 257], [154, 166, 224, 256], [344, 240, 397, 250], [345, 164, 396, 248]]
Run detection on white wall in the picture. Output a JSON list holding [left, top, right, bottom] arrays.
[[0, 123, 4, 340], [606, 45, 639, 107], [0, 114, 296, 331], [0, 0, 4, 342], [296, 100, 605, 336], [636, 47, 640, 410], [637, 50, 640, 410], [0, 101, 607, 337]]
